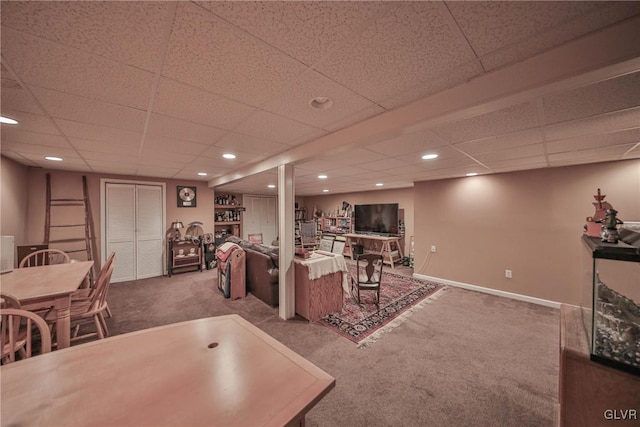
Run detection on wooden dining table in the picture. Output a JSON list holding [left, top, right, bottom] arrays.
[[1, 314, 335, 427], [0, 260, 93, 349]]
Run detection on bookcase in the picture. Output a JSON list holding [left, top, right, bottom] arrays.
[[214, 193, 243, 244], [320, 216, 352, 235]]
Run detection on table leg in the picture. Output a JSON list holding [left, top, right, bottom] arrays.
[[54, 295, 72, 349]]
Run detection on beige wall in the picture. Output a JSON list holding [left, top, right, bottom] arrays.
[[0, 156, 29, 247], [302, 187, 414, 255], [5, 166, 215, 266], [413, 159, 640, 305]]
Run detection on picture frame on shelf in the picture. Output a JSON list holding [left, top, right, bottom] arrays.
[[177, 186, 197, 208]]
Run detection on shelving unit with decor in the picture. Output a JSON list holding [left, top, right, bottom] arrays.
[[321, 216, 352, 235], [167, 239, 202, 276], [214, 193, 243, 246], [294, 208, 306, 246]]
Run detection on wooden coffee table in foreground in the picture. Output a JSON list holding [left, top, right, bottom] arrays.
[[1, 314, 335, 427]]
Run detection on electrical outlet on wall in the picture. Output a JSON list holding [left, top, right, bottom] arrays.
[[505, 269, 512, 279]]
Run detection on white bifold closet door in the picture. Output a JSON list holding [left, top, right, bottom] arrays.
[[243, 195, 277, 245], [105, 183, 164, 283]]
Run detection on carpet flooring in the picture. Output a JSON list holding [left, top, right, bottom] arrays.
[[320, 268, 445, 344], [105, 267, 560, 427]]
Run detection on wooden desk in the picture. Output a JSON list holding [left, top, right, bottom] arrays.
[[295, 252, 346, 321], [0, 261, 93, 349], [344, 233, 404, 269], [0, 315, 335, 427]]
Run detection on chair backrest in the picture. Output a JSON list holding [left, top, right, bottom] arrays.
[[355, 254, 384, 285], [19, 249, 70, 268], [299, 221, 316, 238], [248, 233, 263, 244], [93, 252, 116, 288], [1, 308, 52, 363], [89, 262, 115, 313], [0, 293, 21, 309]]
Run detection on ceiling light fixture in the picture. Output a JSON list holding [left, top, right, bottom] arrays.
[[197, 172, 208, 176], [0, 116, 18, 125], [45, 156, 63, 162], [466, 172, 478, 177], [421, 153, 438, 160], [309, 96, 334, 110], [222, 153, 236, 159], [375, 183, 384, 187], [322, 189, 329, 193], [267, 184, 276, 188], [318, 174, 328, 179]]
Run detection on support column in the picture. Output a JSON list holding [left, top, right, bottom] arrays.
[[278, 164, 295, 319]]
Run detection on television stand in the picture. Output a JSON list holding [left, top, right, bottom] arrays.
[[343, 233, 404, 269]]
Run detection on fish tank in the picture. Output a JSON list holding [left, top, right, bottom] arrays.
[[581, 228, 640, 376]]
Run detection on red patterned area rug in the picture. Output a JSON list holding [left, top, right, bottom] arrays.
[[319, 267, 446, 346]]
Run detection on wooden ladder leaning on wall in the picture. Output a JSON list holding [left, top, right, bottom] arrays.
[[44, 173, 95, 281]]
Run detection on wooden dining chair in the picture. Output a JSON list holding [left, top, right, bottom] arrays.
[[19, 249, 70, 268], [71, 252, 116, 317], [68, 262, 115, 342], [0, 293, 21, 309], [351, 254, 384, 309], [1, 308, 52, 364]]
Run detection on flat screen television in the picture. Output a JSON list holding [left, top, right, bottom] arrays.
[[354, 203, 399, 235]]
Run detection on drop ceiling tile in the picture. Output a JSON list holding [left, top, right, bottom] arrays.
[[379, 60, 484, 109], [447, 1, 600, 57], [430, 101, 540, 143], [6, 142, 79, 159], [317, 148, 386, 166], [492, 163, 548, 174], [147, 114, 225, 146], [199, 145, 266, 166], [1, 128, 69, 148], [263, 70, 378, 130], [0, 110, 60, 135], [544, 107, 640, 141], [453, 128, 544, 155], [286, 128, 328, 148], [547, 128, 640, 154], [543, 72, 640, 125], [80, 150, 139, 163], [1, 28, 154, 110], [1, 151, 36, 166], [135, 167, 181, 179], [1, 2, 171, 71], [72, 139, 139, 156], [395, 145, 465, 165], [153, 78, 255, 130], [55, 119, 143, 145], [30, 87, 146, 132], [473, 143, 545, 163], [162, 3, 307, 106], [233, 110, 323, 145], [482, 156, 549, 171], [314, 2, 477, 102], [143, 135, 210, 156], [0, 81, 45, 115], [214, 132, 289, 157], [548, 156, 622, 168], [294, 159, 339, 174], [417, 156, 480, 172], [315, 165, 371, 178], [478, 3, 640, 70], [357, 158, 410, 173], [548, 143, 635, 163], [367, 131, 448, 157], [198, 1, 386, 67], [323, 104, 387, 133], [85, 160, 137, 175], [622, 146, 640, 159]]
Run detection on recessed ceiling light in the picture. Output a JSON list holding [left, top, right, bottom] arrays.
[[197, 172, 208, 176], [322, 189, 329, 193], [318, 174, 328, 179], [267, 184, 276, 188], [466, 172, 478, 177], [222, 153, 236, 159], [421, 153, 438, 160], [309, 96, 334, 110], [375, 183, 384, 187], [45, 156, 63, 162], [0, 116, 18, 125]]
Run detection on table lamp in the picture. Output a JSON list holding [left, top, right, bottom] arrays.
[[171, 220, 184, 241]]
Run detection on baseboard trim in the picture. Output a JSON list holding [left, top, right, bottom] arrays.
[[413, 273, 562, 309]]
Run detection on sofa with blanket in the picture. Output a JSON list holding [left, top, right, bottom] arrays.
[[225, 236, 279, 307]]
